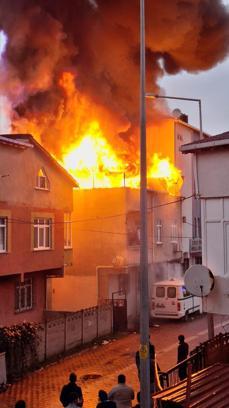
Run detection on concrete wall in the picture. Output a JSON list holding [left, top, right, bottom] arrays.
[[197, 149, 229, 198], [187, 146, 229, 315], [0, 142, 74, 210], [0, 204, 64, 276]]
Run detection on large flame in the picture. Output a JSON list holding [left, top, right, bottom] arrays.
[[61, 120, 183, 195]]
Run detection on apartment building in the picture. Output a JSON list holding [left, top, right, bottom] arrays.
[[0, 134, 76, 326]]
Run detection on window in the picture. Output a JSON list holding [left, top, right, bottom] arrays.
[[33, 218, 52, 250], [64, 213, 72, 248], [156, 286, 165, 298], [15, 278, 33, 312], [171, 222, 178, 243], [36, 168, 49, 190], [0, 217, 7, 252], [156, 219, 162, 244], [127, 211, 140, 246], [167, 287, 176, 298]]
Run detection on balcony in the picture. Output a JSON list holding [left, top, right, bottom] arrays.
[[189, 237, 202, 254]]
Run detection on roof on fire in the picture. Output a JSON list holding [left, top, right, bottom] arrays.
[[0, 133, 78, 187]]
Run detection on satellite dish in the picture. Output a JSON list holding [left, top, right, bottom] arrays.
[[172, 108, 182, 119], [184, 265, 214, 297]]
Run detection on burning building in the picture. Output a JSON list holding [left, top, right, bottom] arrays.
[[48, 117, 205, 328], [0, 1, 228, 325]]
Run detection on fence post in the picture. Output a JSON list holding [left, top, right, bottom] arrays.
[[64, 313, 67, 353], [81, 309, 84, 345], [185, 362, 192, 408], [97, 306, 99, 338]]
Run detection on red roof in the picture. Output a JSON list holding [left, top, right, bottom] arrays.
[[153, 363, 229, 408]]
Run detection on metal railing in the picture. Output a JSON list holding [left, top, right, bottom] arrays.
[[160, 347, 205, 388]]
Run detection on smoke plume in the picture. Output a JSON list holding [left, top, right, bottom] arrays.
[[0, 0, 228, 155]]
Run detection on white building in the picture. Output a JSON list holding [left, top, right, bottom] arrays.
[[181, 132, 229, 315]]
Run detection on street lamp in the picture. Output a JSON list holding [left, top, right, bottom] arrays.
[[145, 93, 203, 140], [145, 93, 203, 200], [139, 1, 151, 407]]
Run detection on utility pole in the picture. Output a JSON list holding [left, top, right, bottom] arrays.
[[139, 0, 151, 407]]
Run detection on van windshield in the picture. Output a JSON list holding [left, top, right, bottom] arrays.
[[156, 286, 165, 298], [167, 287, 176, 298]]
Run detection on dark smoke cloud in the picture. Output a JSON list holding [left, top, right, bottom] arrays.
[[0, 0, 228, 153]]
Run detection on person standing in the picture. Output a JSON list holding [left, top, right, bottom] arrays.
[[135, 339, 158, 392], [177, 334, 189, 380], [60, 372, 83, 407], [108, 374, 134, 408], [96, 390, 117, 408], [15, 402, 26, 408]]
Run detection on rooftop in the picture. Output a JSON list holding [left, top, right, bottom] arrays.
[[181, 132, 229, 154], [153, 363, 229, 408], [0, 134, 78, 187]]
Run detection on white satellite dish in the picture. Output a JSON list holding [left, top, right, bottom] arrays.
[[184, 265, 214, 297]]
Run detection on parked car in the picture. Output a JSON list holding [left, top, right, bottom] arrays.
[[151, 279, 202, 320]]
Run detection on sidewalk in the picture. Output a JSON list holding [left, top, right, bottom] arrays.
[[0, 314, 227, 408], [0, 333, 141, 408]]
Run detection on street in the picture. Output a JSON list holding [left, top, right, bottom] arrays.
[[0, 314, 228, 408]]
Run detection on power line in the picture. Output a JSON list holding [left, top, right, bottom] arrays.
[[4, 194, 195, 226]]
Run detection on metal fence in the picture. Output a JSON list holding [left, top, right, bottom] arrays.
[[161, 332, 229, 389]]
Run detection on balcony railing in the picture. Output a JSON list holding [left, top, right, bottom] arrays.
[[189, 237, 202, 253]]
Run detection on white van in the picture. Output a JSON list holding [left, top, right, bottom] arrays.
[[151, 279, 202, 320]]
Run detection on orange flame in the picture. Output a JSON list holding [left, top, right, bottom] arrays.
[[61, 121, 183, 195]]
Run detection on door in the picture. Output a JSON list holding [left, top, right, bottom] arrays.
[[112, 291, 127, 332], [165, 286, 178, 315]]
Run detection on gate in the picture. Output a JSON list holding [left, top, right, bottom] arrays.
[[112, 291, 127, 332]]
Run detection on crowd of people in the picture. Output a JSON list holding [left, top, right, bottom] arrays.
[[13, 334, 189, 408]]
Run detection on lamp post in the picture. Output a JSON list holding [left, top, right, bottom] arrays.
[[139, 0, 151, 407], [145, 93, 203, 140]]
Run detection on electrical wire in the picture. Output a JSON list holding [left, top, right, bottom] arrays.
[[4, 193, 195, 226]]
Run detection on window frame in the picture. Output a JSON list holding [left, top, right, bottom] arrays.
[[167, 286, 176, 298], [156, 286, 165, 298], [36, 168, 49, 191], [33, 217, 52, 250], [15, 278, 33, 312], [0, 216, 7, 253], [156, 219, 162, 245], [171, 222, 178, 243], [64, 213, 72, 249]]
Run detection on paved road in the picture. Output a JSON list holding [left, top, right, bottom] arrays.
[[1, 314, 228, 408]]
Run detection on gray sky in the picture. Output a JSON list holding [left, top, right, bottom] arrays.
[[159, 0, 229, 136]]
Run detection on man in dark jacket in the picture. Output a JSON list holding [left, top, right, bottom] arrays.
[[60, 372, 83, 407], [177, 334, 189, 380]]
